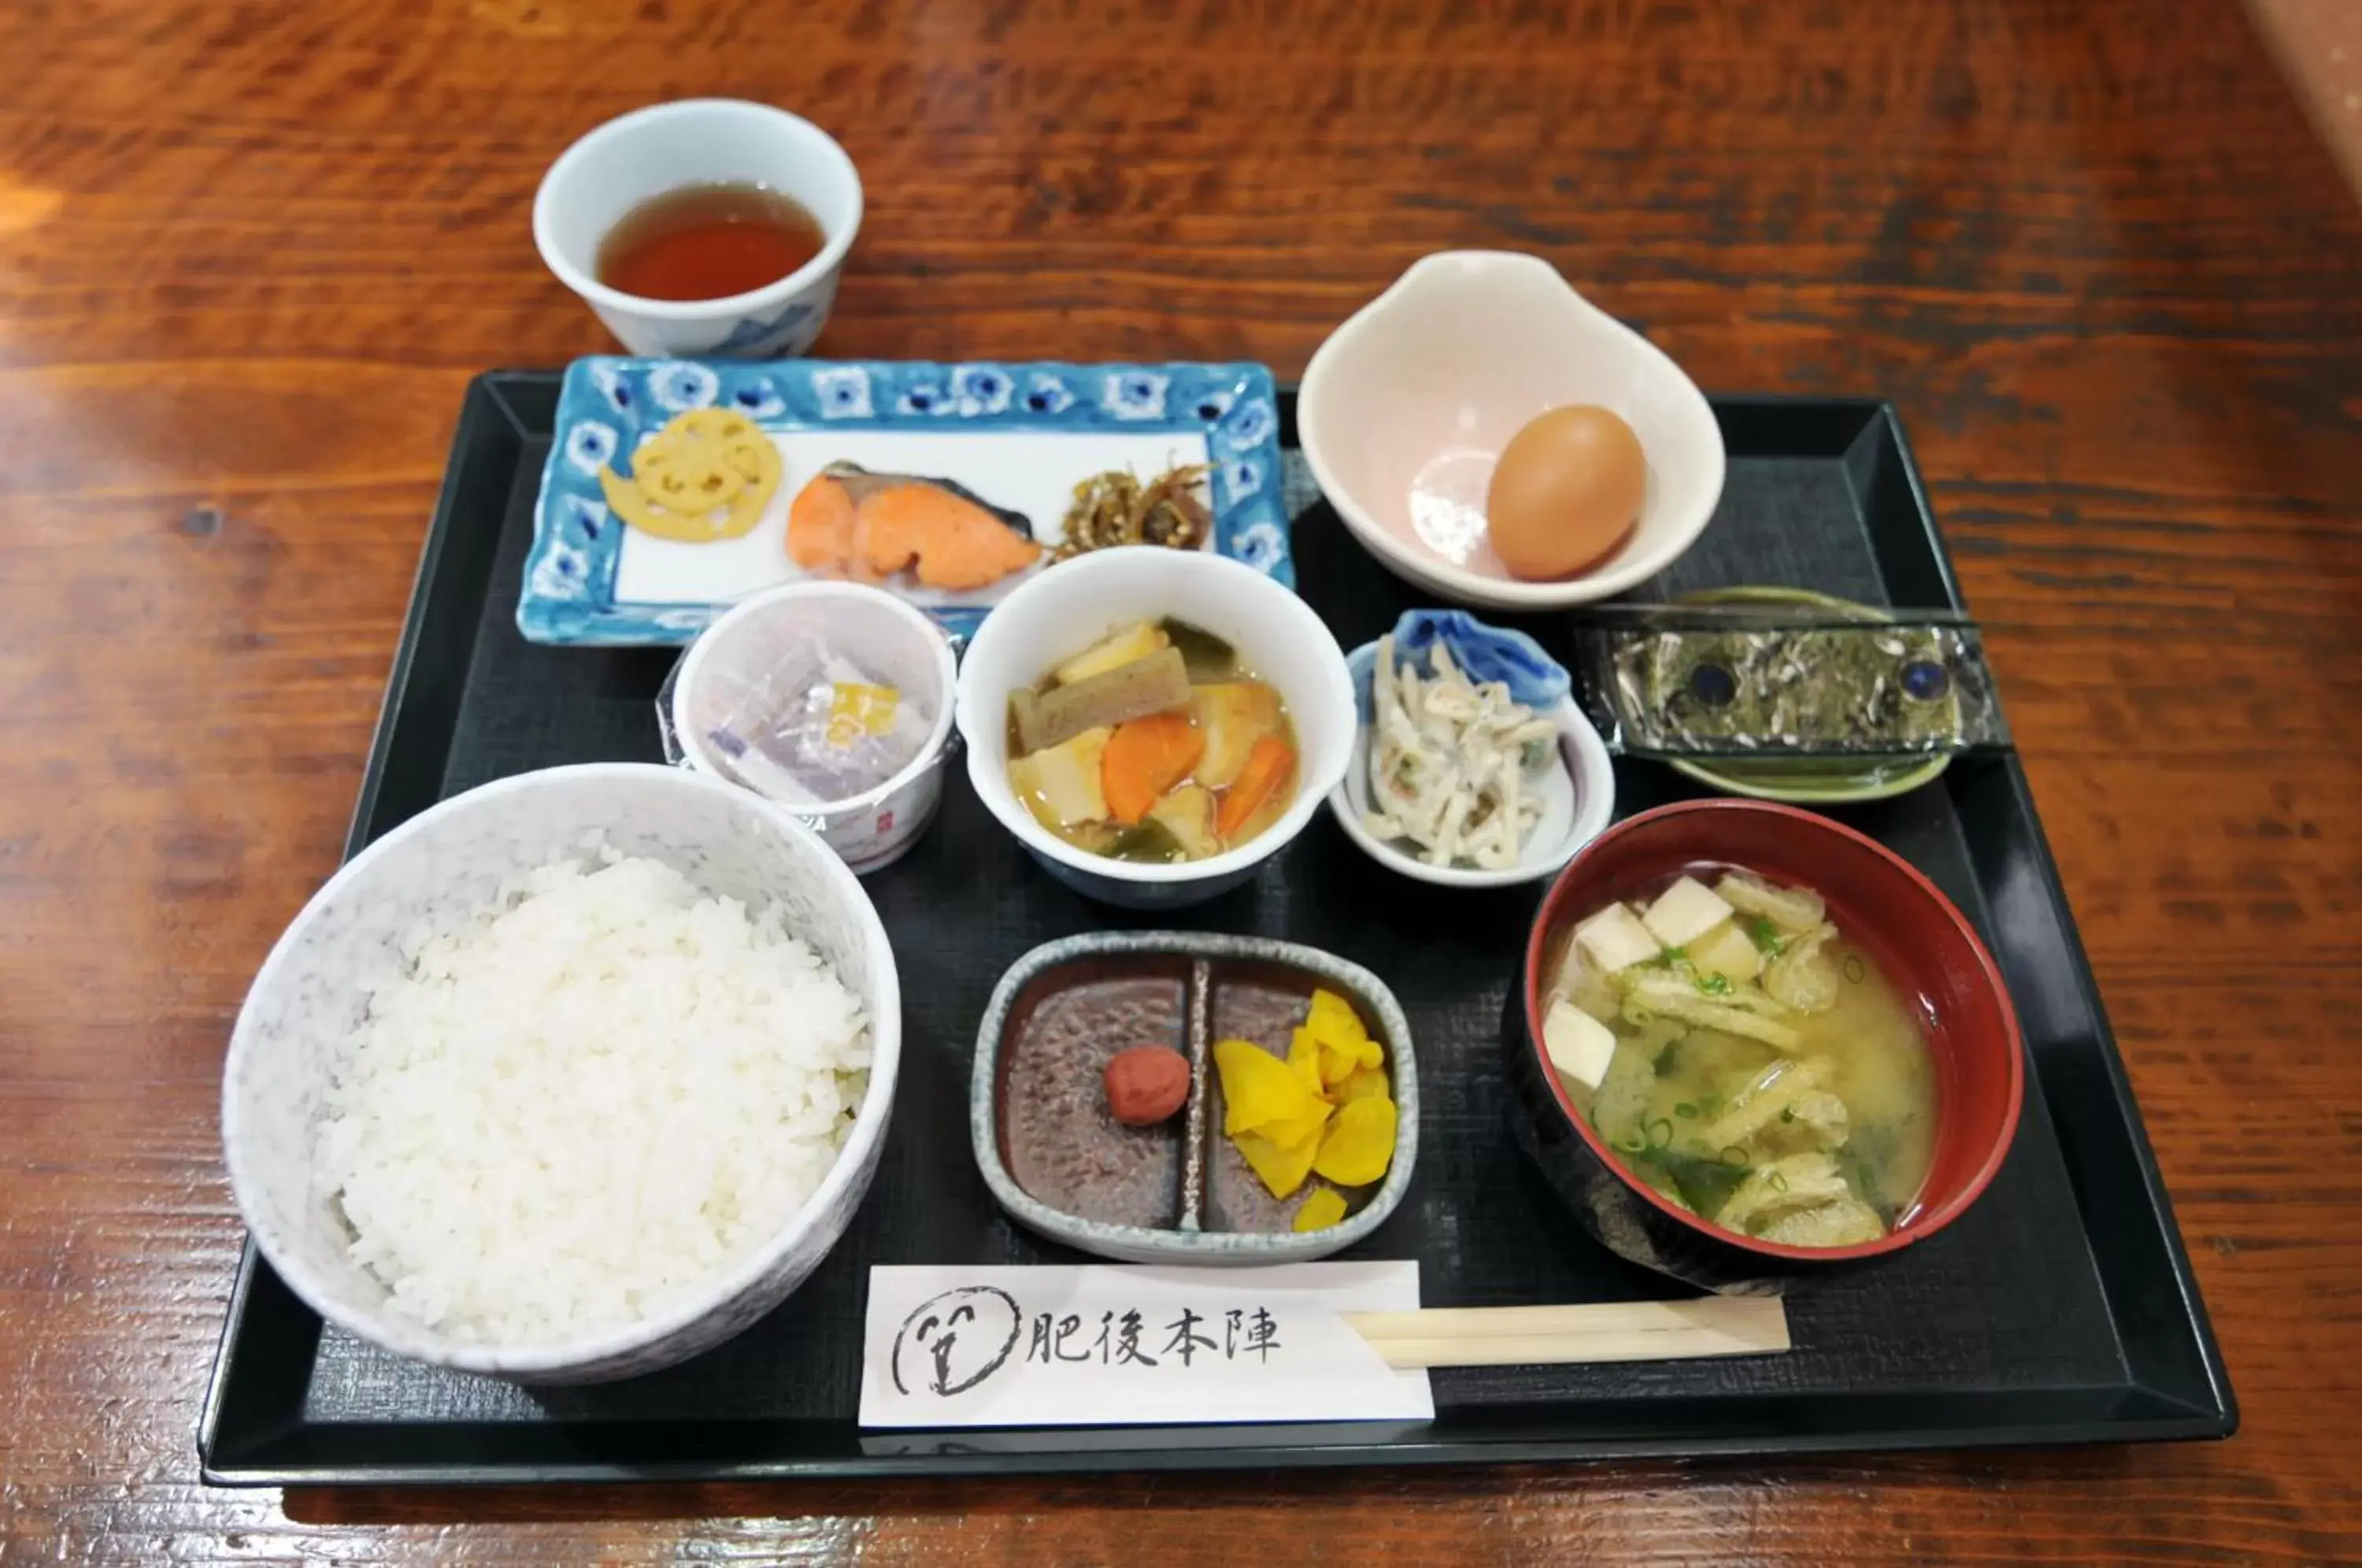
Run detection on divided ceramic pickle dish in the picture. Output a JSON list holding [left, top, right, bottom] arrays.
[[972, 932, 1420, 1265], [197, 379, 2232, 1486]]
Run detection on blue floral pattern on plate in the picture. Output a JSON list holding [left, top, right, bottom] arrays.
[[813, 366, 872, 420], [562, 421, 617, 477], [1101, 370, 1168, 420], [646, 362, 719, 413], [894, 378, 953, 416], [522, 358, 1295, 645], [728, 377, 787, 420], [951, 364, 1013, 416], [588, 362, 633, 415], [1221, 396, 1275, 451], [1023, 372, 1075, 414]]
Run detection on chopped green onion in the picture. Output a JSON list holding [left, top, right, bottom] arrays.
[[1744, 916, 1785, 956], [1720, 1144, 1749, 1167], [1842, 954, 1867, 984], [1779, 1106, 1796, 1124], [1769, 1171, 1790, 1193], [1674, 1102, 1699, 1119], [1694, 972, 1733, 997], [1646, 1118, 1674, 1149]]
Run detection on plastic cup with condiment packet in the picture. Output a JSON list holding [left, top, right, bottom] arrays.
[[666, 582, 957, 874]]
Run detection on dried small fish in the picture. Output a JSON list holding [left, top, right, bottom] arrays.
[[1053, 462, 1213, 560]]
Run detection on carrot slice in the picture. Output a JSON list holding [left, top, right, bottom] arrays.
[[1101, 713, 1207, 825], [1216, 734, 1294, 837]]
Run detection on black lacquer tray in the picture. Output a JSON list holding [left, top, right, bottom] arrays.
[[198, 375, 2233, 1485]]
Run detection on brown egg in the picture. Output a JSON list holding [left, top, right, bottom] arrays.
[[1484, 405, 1648, 580]]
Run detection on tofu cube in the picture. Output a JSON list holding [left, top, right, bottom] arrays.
[[1573, 902, 1660, 973], [1688, 919, 1763, 986], [1642, 875, 1736, 950], [1543, 999, 1619, 1090]]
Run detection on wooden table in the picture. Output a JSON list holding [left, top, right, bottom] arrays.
[[6, 0, 2358, 1559]]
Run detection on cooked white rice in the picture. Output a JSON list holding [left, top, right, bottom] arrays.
[[317, 849, 870, 1346]]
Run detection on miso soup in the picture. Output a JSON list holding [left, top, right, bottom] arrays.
[[1540, 866, 1935, 1247]]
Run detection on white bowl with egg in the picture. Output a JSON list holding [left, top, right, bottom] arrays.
[[1328, 639, 1616, 889], [1298, 250, 1726, 609], [954, 548, 1357, 910], [220, 764, 901, 1384]]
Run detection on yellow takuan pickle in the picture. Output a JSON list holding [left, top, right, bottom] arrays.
[[1304, 989, 1383, 1087], [1313, 1096, 1398, 1188], [1212, 988, 1401, 1202], [1215, 1037, 1328, 1141], [1286, 1026, 1331, 1100], [1234, 1125, 1322, 1201], [1293, 1188, 1348, 1232]]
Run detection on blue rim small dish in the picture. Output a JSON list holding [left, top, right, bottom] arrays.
[[522, 358, 1294, 645], [971, 931, 1419, 1265], [1327, 612, 1616, 889]]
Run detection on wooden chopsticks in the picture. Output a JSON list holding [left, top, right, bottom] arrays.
[[1342, 1298, 1790, 1370]]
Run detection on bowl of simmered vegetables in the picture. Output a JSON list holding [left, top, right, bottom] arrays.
[[1508, 798, 2024, 1286], [955, 548, 1357, 909]]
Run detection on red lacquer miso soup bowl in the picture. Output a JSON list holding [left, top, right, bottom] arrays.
[[1505, 799, 2024, 1289]]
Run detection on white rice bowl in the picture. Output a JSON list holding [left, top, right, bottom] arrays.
[[221, 764, 901, 1384], [320, 850, 870, 1346]]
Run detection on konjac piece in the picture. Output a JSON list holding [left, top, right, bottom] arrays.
[[1010, 645, 1193, 756]]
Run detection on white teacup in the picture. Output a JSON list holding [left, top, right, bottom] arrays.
[[534, 98, 862, 359]]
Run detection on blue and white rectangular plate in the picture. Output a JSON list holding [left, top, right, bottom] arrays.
[[522, 358, 1292, 645]]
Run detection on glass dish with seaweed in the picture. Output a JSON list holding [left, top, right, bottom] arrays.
[[1573, 590, 2010, 798]]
